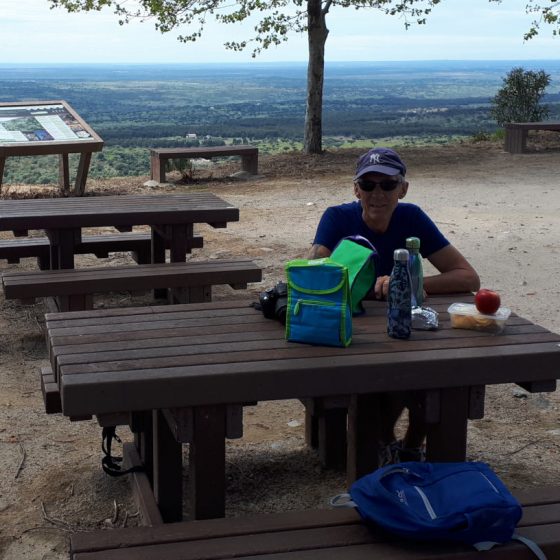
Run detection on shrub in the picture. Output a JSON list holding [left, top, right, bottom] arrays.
[[490, 67, 551, 126]]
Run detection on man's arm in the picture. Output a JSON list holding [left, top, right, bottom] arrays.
[[424, 244, 480, 294], [308, 244, 332, 259]]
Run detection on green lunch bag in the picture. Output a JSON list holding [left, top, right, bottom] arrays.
[[330, 235, 378, 315], [285, 258, 352, 347]]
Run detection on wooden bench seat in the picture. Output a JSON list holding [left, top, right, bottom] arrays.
[[70, 486, 560, 559], [150, 146, 258, 183], [40, 365, 61, 414], [2, 259, 262, 311], [504, 121, 560, 153], [0, 232, 204, 268]]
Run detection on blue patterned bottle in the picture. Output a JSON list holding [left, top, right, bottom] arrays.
[[406, 237, 424, 307], [387, 248, 412, 339]]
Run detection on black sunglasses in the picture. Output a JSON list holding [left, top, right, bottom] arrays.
[[357, 178, 401, 192]]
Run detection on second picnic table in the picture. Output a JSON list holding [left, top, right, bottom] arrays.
[[0, 192, 239, 269]]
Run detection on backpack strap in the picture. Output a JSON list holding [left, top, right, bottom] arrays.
[[101, 427, 144, 477], [474, 534, 547, 559], [329, 493, 357, 508], [512, 534, 548, 560]]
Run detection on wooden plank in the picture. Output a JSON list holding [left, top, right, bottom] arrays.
[[74, 151, 92, 195], [47, 320, 543, 365], [70, 513, 560, 559], [58, 153, 70, 191], [71, 532, 560, 560], [3, 260, 262, 300], [0, 232, 202, 264], [122, 443, 163, 527], [0, 193, 239, 231], [55, 331, 560, 378], [56, 339, 560, 418], [69, 490, 560, 553], [45, 313, 542, 349], [151, 146, 258, 158], [504, 122, 560, 153]]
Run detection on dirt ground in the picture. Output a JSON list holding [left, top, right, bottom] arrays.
[[1, 138, 560, 559]]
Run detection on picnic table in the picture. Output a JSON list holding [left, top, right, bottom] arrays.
[[0, 193, 238, 269], [0, 193, 247, 309], [44, 294, 560, 523]]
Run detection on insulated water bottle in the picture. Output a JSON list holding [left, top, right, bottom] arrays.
[[387, 248, 412, 339], [406, 236, 424, 307]]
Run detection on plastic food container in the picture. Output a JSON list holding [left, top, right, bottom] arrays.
[[447, 303, 511, 334]]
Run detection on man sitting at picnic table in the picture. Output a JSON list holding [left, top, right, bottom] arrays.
[[309, 147, 480, 464]]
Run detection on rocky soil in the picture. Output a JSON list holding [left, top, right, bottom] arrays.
[[1, 137, 560, 559]]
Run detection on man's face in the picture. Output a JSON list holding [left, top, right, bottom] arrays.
[[353, 172, 408, 231]]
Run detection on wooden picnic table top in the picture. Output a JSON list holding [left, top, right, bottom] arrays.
[[0, 193, 239, 232], [45, 294, 560, 419]]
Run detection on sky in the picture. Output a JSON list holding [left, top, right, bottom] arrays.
[[0, 0, 558, 64]]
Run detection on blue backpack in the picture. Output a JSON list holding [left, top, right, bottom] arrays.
[[333, 462, 546, 558]]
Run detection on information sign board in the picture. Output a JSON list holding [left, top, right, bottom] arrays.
[[0, 100, 104, 195]]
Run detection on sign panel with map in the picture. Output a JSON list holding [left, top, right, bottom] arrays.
[[0, 100, 104, 194], [0, 100, 103, 156]]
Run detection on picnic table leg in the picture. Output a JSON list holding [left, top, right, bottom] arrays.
[[46, 227, 81, 270], [131, 411, 154, 483], [187, 405, 226, 520], [346, 393, 386, 483], [304, 397, 349, 470], [168, 223, 193, 304], [151, 225, 167, 299], [152, 409, 183, 522], [425, 386, 469, 462]]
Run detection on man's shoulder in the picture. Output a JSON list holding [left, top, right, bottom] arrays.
[[395, 202, 422, 214], [326, 201, 361, 215]]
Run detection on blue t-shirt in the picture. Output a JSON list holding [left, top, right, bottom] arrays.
[[313, 201, 449, 276]]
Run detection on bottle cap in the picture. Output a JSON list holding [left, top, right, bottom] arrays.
[[394, 248, 409, 262], [406, 237, 421, 250]]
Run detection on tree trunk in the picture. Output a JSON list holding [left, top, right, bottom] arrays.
[[303, 0, 328, 155]]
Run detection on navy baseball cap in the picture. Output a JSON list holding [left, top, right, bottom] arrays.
[[354, 147, 407, 180]]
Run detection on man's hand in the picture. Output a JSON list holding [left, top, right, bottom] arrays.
[[374, 275, 391, 299], [308, 244, 331, 260]]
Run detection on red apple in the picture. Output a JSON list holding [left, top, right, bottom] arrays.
[[475, 289, 501, 315]]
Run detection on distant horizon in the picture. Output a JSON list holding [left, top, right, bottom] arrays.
[[2, 59, 560, 66]]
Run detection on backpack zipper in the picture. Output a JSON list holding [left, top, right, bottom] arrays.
[[414, 486, 437, 519]]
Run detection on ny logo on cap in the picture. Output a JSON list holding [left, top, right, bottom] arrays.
[[369, 153, 382, 164]]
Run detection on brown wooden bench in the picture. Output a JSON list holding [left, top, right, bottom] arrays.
[[150, 146, 259, 183], [2, 259, 262, 311], [69, 486, 560, 559], [504, 121, 560, 153], [0, 232, 204, 269], [40, 365, 61, 414]]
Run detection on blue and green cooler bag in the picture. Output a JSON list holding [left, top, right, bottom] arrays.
[[285, 258, 352, 347]]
